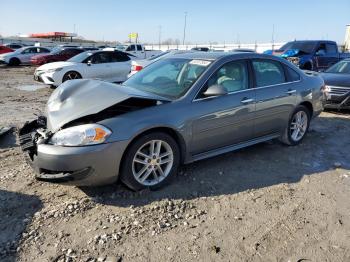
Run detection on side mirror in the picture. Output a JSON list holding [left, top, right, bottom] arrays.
[[87, 60, 92, 66], [203, 84, 228, 97]]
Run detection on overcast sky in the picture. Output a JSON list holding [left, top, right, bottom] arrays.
[[1, 0, 349, 44]]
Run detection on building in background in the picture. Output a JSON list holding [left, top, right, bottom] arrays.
[[29, 32, 78, 42]]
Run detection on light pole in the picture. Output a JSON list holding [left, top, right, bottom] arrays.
[[182, 12, 187, 47], [271, 24, 275, 51], [158, 25, 162, 49]]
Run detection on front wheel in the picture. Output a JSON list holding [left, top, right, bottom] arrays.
[[8, 58, 20, 66], [120, 132, 180, 191], [280, 105, 311, 146], [62, 71, 82, 83]]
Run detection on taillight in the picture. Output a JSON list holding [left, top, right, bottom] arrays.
[[132, 65, 143, 71]]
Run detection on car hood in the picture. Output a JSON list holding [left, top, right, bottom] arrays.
[[280, 49, 301, 57], [46, 79, 170, 132], [320, 73, 350, 87], [0, 51, 15, 59], [37, 61, 77, 70]]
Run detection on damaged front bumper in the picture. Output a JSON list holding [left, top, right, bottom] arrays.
[[18, 118, 128, 186]]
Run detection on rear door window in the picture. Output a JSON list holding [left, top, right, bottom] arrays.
[[284, 65, 300, 82], [252, 60, 286, 87], [111, 52, 131, 62], [326, 44, 338, 54]]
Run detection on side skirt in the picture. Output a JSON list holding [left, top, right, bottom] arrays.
[[189, 133, 280, 163]]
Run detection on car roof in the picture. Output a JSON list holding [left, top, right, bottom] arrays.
[[285, 40, 336, 44], [170, 52, 229, 60], [81, 49, 129, 55], [168, 51, 284, 61]]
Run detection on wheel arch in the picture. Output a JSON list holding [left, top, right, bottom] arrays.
[[9, 56, 21, 65], [62, 70, 82, 82], [119, 126, 187, 175], [299, 101, 313, 118]]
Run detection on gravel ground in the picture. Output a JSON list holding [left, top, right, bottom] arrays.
[[0, 66, 349, 262]]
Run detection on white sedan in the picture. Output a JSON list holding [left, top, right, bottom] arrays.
[[128, 50, 199, 77], [34, 50, 132, 86], [0, 46, 50, 66]]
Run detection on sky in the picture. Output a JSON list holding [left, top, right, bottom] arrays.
[[1, 0, 350, 44]]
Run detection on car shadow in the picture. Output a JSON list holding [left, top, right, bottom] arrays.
[[81, 114, 350, 208], [0, 129, 17, 150], [0, 190, 42, 262]]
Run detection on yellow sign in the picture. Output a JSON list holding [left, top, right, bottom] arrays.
[[128, 33, 138, 39]]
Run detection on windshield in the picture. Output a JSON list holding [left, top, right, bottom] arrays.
[[123, 58, 212, 99], [115, 45, 127, 51], [49, 47, 64, 54], [67, 51, 93, 63], [14, 47, 26, 53], [278, 42, 316, 54], [325, 60, 350, 74]]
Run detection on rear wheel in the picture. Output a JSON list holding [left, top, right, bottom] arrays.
[[280, 105, 311, 146], [120, 132, 180, 191], [62, 71, 82, 83], [8, 57, 20, 66], [302, 62, 312, 71]]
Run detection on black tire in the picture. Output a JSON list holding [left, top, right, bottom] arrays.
[[280, 105, 311, 146], [62, 71, 82, 83], [120, 132, 180, 191], [302, 62, 312, 71], [8, 57, 20, 66]]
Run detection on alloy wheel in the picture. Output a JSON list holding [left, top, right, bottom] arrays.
[[65, 72, 80, 80], [290, 111, 308, 142], [132, 140, 174, 186]]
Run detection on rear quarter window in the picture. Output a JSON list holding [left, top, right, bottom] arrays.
[[252, 60, 286, 87], [284, 65, 301, 82]]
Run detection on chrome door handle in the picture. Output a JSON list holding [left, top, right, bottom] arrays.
[[241, 98, 255, 104], [286, 90, 296, 95]]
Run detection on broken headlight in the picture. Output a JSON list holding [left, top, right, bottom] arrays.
[[49, 124, 112, 146]]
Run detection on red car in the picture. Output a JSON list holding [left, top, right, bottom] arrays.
[[31, 47, 84, 66], [0, 45, 14, 55]]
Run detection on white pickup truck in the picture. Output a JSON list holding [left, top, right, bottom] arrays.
[[115, 44, 162, 59]]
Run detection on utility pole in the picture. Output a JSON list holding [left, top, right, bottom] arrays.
[[272, 24, 275, 51], [158, 25, 162, 49], [182, 12, 187, 46]]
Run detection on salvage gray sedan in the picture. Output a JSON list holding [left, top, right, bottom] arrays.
[[19, 52, 324, 190]]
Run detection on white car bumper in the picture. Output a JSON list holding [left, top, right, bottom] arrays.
[[34, 70, 64, 86]]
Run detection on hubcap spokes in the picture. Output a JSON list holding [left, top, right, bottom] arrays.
[[290, 111, 308, 142], [67, 73, 79, 80], [132, 140, 173, 186]]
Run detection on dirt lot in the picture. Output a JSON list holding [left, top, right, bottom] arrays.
[[0, 66, 349, 262]]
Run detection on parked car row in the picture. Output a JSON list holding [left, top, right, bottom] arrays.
[[0, 45, 105, 66], [34, 50, 132, 86], [0, 46, 51, 66]]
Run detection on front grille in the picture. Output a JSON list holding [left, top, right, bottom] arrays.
[[328, 86, 350, 96], [18, 116, 47, 160], [286, 57, 300, 66], [19, 133, 35, 151]]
